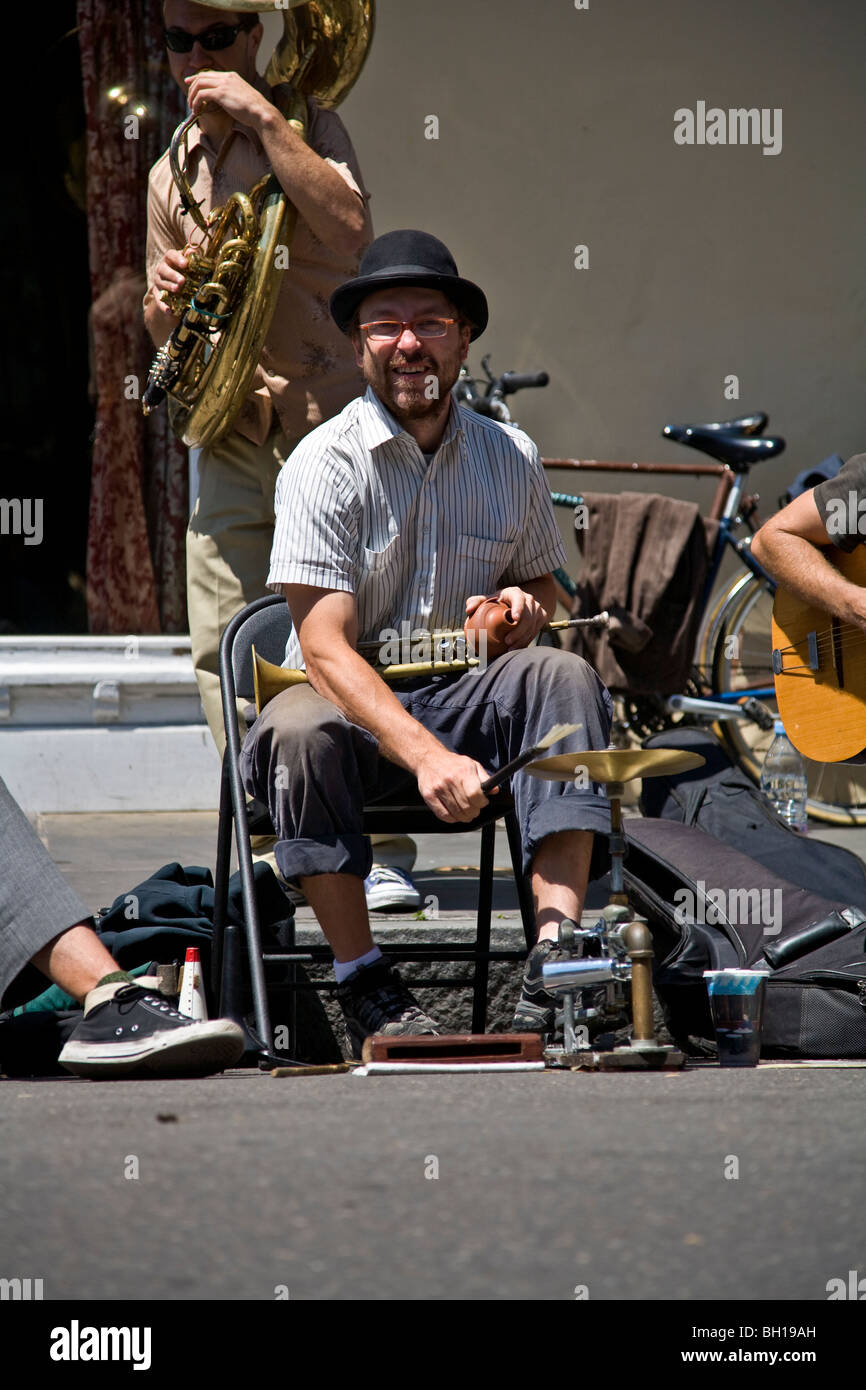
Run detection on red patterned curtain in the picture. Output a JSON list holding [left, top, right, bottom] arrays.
[[77, 1, 187, 633]]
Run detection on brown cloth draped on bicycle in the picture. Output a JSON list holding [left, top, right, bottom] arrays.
[[564, 491, 718, 694]]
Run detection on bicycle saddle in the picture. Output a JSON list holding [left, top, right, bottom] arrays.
[[665, 427, 785, 471], [663, 411, 768, 439]]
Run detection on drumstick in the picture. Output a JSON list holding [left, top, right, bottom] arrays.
[[479, 721, 582, 794]]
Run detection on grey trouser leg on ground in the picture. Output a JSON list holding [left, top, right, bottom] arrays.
[[0, 776, 92, 1009], [240, 646, 613, 885]]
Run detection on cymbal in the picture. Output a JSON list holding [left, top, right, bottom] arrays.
[[526, 748, 706, 784]]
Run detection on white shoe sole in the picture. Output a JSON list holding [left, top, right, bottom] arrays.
[[59, 1021, 244, 1078], [365, 887, 423, 911]]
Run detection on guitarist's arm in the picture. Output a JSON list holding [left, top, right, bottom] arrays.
[[752, 490, 866, 631]]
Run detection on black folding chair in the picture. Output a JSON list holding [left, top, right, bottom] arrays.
[[211, 594, 536, 1062]]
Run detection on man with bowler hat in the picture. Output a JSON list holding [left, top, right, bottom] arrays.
[[240, 229, 613, 1055]]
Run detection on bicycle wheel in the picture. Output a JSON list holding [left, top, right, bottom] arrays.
[[708, 573, 866, 824]]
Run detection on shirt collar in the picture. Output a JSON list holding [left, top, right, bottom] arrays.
[[358, 385, 465, 457]]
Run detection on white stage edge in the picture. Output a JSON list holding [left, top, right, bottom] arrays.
[[0, 635, 223, 814]]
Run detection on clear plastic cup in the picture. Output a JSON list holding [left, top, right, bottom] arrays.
[[703, 970, 770, 1067]]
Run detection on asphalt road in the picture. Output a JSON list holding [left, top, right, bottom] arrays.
[[2, 1064, 864, 1302], [3, 810, 865, 1309]]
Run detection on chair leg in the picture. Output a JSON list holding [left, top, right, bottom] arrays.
[[286, 916, 298, 1058], [216, 594, 292, 1066], [472, 820, 495, 1033], [212, 757, 234, 1007], [231, 798, 274, 1049], [505, 809, 536, 949], [220, 713, 274, 1050], [214, 756, 248, 1028]]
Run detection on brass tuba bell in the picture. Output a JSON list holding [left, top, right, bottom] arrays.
[[142, 0, 374, 449]]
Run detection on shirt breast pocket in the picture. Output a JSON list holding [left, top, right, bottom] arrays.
[[360, 534, 402, 612], [457, 532, 518, 591], [362, 534, 401, 573]]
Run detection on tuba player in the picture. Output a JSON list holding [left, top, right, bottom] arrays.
[[145, 4, 423, 910], [145, 1, 369, 745]]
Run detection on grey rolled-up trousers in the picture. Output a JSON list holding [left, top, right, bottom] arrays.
[[0, 775, 91, 1009], [240, 646, 613, 885]]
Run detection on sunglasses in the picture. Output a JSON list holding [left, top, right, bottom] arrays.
[[163, 22, 253, 54]]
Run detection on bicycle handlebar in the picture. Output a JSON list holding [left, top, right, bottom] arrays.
[[500, 371, 549, 395]]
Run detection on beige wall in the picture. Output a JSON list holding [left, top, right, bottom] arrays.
[[317, 0, 865, 549]]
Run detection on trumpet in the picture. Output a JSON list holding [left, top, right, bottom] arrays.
[[251, 613, 609, 713]]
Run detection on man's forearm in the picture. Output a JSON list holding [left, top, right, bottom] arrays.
[[521, 574, 558, 622], [753, 528, 865, 625], [305, 645, 443, 773], [257, 108, 366, 254]]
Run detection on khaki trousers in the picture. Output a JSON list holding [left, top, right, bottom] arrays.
[[187, 424, 293, 759]]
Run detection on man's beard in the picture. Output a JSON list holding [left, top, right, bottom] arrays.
[[365, 346, 462, 423]]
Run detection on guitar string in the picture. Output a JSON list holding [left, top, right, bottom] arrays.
[[775, 619, 866, 650], [794, 622, 866, 650], [771, 642, 865, 677], [774, 624, 866, 660], [774, 635, 866, 669], [774, 639, 866, 668]]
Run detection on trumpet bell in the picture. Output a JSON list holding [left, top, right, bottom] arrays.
[[252, 647, 309, 714]]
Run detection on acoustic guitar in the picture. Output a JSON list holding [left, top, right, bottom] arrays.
[[771, 546, 866, 762]]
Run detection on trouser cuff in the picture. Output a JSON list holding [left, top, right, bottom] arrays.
[[523, 795, 612, 880], [274, 835, 374, 882]]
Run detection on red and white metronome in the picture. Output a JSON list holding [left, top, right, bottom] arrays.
[[178, 946, 208, 1020]]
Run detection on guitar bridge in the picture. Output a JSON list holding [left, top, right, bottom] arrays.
[[772, 630, 819, 675]]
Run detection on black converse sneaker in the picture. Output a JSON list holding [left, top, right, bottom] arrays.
[[58, 983, 244, 1079], [336, 959, 442, 1060], [511, 938, 570, 1038]]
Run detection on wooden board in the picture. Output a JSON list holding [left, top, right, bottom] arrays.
[[361, 1033, 544, 1064], [269, 1064, 352, 1077]]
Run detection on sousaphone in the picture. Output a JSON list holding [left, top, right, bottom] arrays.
[[143, 0, 374, 449]]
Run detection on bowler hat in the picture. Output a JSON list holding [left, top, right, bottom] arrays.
[[330, 229, 488, 340]]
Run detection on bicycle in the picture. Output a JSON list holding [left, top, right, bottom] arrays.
[[455, 360, 866, 825]]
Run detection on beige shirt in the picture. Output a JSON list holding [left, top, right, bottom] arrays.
[[144, 85, 372, 444]]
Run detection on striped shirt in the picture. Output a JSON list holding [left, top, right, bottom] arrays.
[[268, 386, 567, 669]]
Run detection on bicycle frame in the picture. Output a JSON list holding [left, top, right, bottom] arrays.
[[542, 457, 778, 707]]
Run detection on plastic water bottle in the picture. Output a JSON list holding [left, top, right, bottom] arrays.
[[760, 719, 808, 832]]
